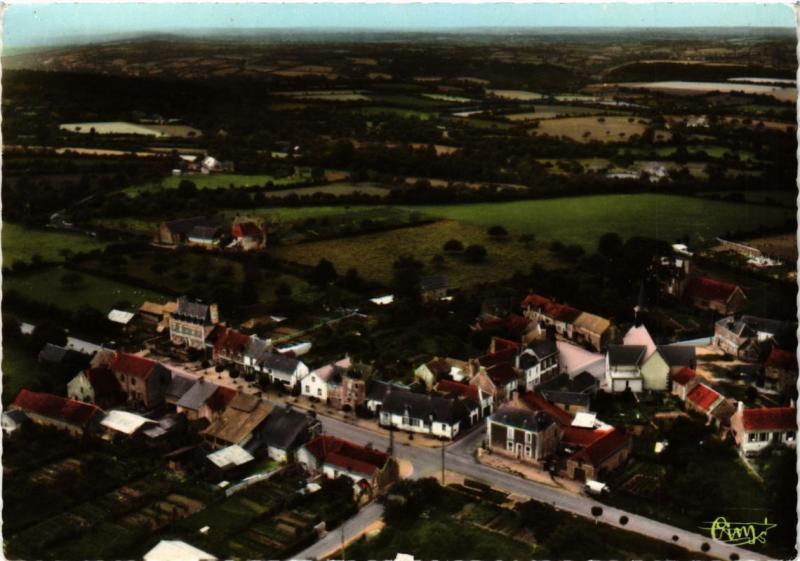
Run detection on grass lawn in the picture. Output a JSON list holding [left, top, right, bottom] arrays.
[[356, 106, 435, 120], [126, 171, 314, 194], [534, 115, 649, 142], [261, 182, 390, 199], [272, 219, 559, 288], [4, 265, 169, 313], [2, 342, 47, 405], [3, 223, 108, 266], [409, 194, 795, 249], [700, 189, 797, 206]]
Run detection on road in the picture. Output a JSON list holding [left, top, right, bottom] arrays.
[[315, 415, 776, 561], [290, 502, 384, 561]]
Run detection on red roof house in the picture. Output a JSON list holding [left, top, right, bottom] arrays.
[[683, 277, 746, 315], [731, 404, 797, 454], [522, 391, 573, 426], [107, 352, 171, 409], [671, 367, 699, 401], [686, 383, 724, 416], [299, 436, 397, 494], [436, 379, 480, 401], [765, 348, 798, 373], [10, 389, 102, 435], [743, 407, 797, 432], [568, 428, 631, 472]]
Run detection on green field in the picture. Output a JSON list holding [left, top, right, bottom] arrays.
[[2, 343, 46, 405], [263, 182, 389, 198], [409, 194, 795, 248], [127, 171, 314, 194], [699, 190, 797, 206], [272, 219, 558, 288], [5, 266, 168, 313], [3, 223, 108, 266], [356, 106, 435, 120]]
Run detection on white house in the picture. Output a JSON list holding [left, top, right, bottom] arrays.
[[516, 339, 559, 390], [254, 353, 309, 387], [730, 403, 797, 456], [604, 345, 645, 393], [302, 357, 352, 401], [378, 388, 472, 439]]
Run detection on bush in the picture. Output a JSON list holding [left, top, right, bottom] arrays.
[[463, 244, 487, 263], [487, 225, 509, 238], [443, 239, 463, 253]]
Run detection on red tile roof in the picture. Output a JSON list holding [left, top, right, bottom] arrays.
[[521, 293, 554, 310], [493, 336, 523, 352], [478, 347, 518, 369], [506, 314, 532, 336], [522, 391, 573, 426], [232, 222, 263, 239], [562, 425, 612, 448], [486, 363, 518, 386], [742, 407, 797, 432], [569, 428, 630, 466], [672, 367, 697, 386], [684, 276, 742, 304], [108, 352, 162, 381], [520, 294, 581, 323], [86, 366, 123, 400], [765, 348, 798, 372], [436, 379, 479, 400], [686, 383, 722, 412], [214, 328, 251, 356], [304, 435, 390, 477], [11, 389, 101, 428]]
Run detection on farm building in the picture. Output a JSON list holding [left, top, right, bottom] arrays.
[[9, 389, 103, 436], [202, 392, 273, 449], [107, 352, 172, 409]]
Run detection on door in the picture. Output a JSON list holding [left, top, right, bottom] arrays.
[[515, 443, 523, 458]]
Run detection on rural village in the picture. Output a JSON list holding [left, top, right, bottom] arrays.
[[2, 12, 799, 561]]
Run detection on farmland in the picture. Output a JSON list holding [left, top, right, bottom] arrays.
[[5, 265, 169, 313], [3, 223, 109, 266], [409, 194, 796, 248], [127, 171, 315, 194], [533, 116, 651, 143], [272, 219, 559, 288], [614, 80, 797, 102]]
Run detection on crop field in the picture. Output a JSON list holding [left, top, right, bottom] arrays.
[[272, 219, 559, 288], [3, 223, 109, 266], [533, 116, 650, 142], [5, 265, 169, 312], [356, 106, 435, 120], [486, 89, 544, 100], [409, 194, 795, 249], [504, 105, 617, 121], [264, 182, 390, 199], [618, 81, 797, 102]]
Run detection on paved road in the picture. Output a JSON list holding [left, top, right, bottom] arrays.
[[316, 415, 776, 561], [289, 502, 384, 561]]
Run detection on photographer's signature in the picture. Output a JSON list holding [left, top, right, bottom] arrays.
[[700, 517, 776, 546]]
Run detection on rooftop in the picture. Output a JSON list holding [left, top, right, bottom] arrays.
[[11, 389, 101, 428], [742, 406, 797, 432]]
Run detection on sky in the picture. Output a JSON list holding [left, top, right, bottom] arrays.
[[3, 3, 797, 48]]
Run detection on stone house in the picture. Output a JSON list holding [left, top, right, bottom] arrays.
[[169, 297, 219, 350], [107, 352, 172, 409], [486, 407, 561, 464]]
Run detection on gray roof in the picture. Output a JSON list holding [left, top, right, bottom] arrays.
[[519, 339, 558, 369], [420, 275, 448, 292], [381, 388, 470, 425], [166, 375, 196, 401], [366, 380, 392, 402], [489, 407, 553, 432], [164, 216, 218, 235], [244, 337, 269, 360], [189, 225, 220, 240], [607, 345, 647, 367], [657, 345, 697, 368], [174, 297, 213, 323], [38, 343, 69, 364], [259, 406, 312, 450], [258, 353, 300, 373], [177, 379, 219, 410], [539, 389, 591, 408], [570, 371, 599, 393]]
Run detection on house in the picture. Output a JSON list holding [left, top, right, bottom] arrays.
[[107, 352, 172, 409], [764, 347, 798, 395], [257, 405, 320, 462], [414, 356, 470, 389], [206, 444, 254, 473], [521, 294, 611, 351], [517, 338, 560, 390], [539, 376, 592, 414], [67, 366, 125, 410], [671, 367, 699, 401], [327, 366, 369, 410], [143, 540, 217, 561], [565, 428, 632, 482], [486, 407, 561, 464], [9, 389, 102, 437], [2, 410, 29, 436], [604, 345, 646, 393], [685, 383, 724, 421], [379, 388, 472, 439], [230, 218, 267, 251], [154, 216, 221, 247], [419, 275, 449, 302], [657, 344, 697, 374], [303, 358, 352, 401], [436, 379, 493, 419], [242, 335, 271, 372], [165, 374, 197, 407], [471, 364, 518, 404], [138, 300, 178, 332], [176, 380, 235, 422], [37, 343, 70, 365], [100, 410, 158, 438], [255, 353, 309, 388], [187, 225, 223, 248], [365, 380, 405, 414], [622, 325, 669, 391], [211, 326, 252, 365], [202, 393, 273, 448], [297, 435, 399, 496], [730, 403, 797, 456], [683, 276, 746, 315], [169, 297, 220, 350], [713, 315, 794, 360]]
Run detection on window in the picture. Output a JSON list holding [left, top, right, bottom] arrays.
[[403, 415, 410, 426], [304, 385, 310, 393], [507, 427, 514, 440], [787, 431, 796, 442], [506, 440, 514, 452], [759, 432, 767, 442], [317, 388, 322, 396], [748, 433, 757, 442], [524, 432, 532, 444], [525, 445, 532, 458]]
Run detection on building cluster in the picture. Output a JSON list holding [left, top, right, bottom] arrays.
[[154, 216, 267, 251]]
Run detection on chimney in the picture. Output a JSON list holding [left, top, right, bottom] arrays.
[[737, 401, 745, 414], [790, 399, 795, 409]]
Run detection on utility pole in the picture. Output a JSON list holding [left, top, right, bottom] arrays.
[[441, 440, 446, 485], [340, 521, 347, 561], [388, 425, 395, 457]]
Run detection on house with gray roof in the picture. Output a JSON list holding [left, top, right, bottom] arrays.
[[257, 405, 320, 462], [379, 388, 471, 439], [657, 345, 697, 374], [605, 345, 647, 393], [486, 407, 560, 464], [255, 353, 309, 387], [517, 338, 559, 391], [169, 297, 219, 350]]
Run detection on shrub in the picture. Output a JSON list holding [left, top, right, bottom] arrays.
[[463, 244, 487, 263], [443, 239, 464, 253]]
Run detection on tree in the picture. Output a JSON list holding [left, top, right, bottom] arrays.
[[463, 244, 487, 263], [598, 232, 624, 259], [443, 239, 464, 253], [31, 322, 67, 352], [177, 179, 198, 196], [275, 282, 293, 299], [311, 258, 338, 286], [487, 225, 509, 238]]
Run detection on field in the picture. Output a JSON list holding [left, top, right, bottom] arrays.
[[5, 265, 169, 312], [128, 171, 314, 194], [534, 116, 650, 142], [505, 105, 614, 121], [263, 182, 389, 199], [3, 223, 109, 266], [272, 219, 559, 288], [410, 194, 795, 248], [486, 89, 544, 100], [2, 343, 48, 405], [618, 81, 797, 102]]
